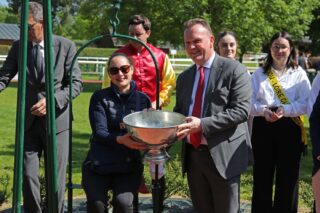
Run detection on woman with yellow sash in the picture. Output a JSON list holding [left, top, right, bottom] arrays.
[[250, 31, 311, 213]]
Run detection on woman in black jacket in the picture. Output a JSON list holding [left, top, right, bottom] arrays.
[[82, 52, 151, 213]]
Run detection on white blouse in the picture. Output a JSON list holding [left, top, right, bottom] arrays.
[[250, 66, 311, 117]]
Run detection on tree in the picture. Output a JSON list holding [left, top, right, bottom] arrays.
[[6, 0, 320, 57], [308, 7, 320, 55], [87, 0, 318, 59], [0, 6, 18, 23]]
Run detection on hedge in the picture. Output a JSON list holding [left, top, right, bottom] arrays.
[[0, 44, 187, 58]]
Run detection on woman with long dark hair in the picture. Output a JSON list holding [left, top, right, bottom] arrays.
[[250, 31, 311, 212], [216, 31, 238, 60]]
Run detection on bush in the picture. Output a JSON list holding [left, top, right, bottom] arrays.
[[143, 154, 190, 201], [78, 47, 118, 57], [299, 180, 314, 209], [164, 155, 190, 199], [0, 45, 11, 55], [0, 174, 10, 207]]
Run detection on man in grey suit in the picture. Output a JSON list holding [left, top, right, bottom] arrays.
[[175, 18, 252, 213], [0, 2, 82, 213]]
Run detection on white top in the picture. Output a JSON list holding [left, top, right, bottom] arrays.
[[250, 66, 311, 117], [307, 72, 320, 117], [188, 53, 215, 117], [32, 41, 45, 58]]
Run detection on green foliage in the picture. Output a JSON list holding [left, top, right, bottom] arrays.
[[308, 7, 320, 55], [299, 180, 314, 209], [164, 155, 190, 199], [0, 174, 10, 207], [73, 0, 320, 57], [0, 45, 11, 55], [0, 44, 116, 57], [78, 47, 117, 57], [4, 0, 320, 57], [0, 6, 18, 23]]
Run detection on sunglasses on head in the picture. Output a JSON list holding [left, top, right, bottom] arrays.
[[108, 65, 131, 75]]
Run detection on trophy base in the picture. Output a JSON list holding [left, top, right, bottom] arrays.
[[143, 148, 169, 164]]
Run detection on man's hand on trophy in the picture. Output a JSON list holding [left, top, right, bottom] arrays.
[[176, 116, 202, 141]]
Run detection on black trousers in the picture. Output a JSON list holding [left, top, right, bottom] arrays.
[[82, 162, 142, 213], [251, 117, 302, 213]]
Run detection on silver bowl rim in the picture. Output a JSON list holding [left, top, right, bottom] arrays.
[[123, 110, 186, 129]]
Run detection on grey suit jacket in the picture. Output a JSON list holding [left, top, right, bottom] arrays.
[[0, 35, 82, 133], [174, 54, 253, 179]]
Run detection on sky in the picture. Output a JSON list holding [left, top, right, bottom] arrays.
[[0, 0, 8, 7]]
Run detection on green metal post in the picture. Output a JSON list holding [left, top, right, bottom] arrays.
[[12, 0, 29, 212], [43, 0, 58, 212]]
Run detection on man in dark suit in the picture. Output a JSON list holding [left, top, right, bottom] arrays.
[[0, 2, 82, 212], [175, 18, 252, 213]]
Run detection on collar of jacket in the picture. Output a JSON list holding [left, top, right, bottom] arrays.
[[110, 80, 137, 98]]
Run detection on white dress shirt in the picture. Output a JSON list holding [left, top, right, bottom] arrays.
[[187, 53, 215, 145], [250, 66, 311, 117], [32, 41, 45, 58]]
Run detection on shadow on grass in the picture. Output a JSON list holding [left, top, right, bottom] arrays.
[[9, 81, 102, 93], [0, 150, 14, 156]]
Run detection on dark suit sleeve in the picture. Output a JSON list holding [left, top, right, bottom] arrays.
[[202, 63, 251, 137], [54, 39, 82, 109], [310, 90, 320, 159], [173, 73, 183, 114], [0, 42, 19, 91]]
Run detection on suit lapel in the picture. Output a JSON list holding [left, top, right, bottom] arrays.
[[26, 42, 38, 84], [203, 55, 223, 114], [184, 65, 197, 115], [52, 36, 58, 67], [39, 36, 58, 83]]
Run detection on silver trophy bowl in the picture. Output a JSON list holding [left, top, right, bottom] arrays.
[[123, 110, 186, 163]]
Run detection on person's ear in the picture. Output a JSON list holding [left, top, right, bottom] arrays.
[[146, 30, 151, 38]]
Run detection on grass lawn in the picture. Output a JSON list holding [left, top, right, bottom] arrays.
[[0, 84, 314, 211]]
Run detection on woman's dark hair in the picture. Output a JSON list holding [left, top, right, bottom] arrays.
[[107, 52, 134, 69], [263, 31, 298, 73], [216, 31, 237, 45]]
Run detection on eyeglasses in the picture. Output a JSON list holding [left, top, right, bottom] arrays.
[[18, 22, 38, 31], [271, 44, 289, 51], [108, 65, 131, 75]]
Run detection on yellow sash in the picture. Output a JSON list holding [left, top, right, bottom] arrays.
[[266, 68, 307, 148]]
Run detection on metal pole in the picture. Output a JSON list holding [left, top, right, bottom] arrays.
[[152, 164, 161, 213], [12, 0, 29, 212], [43, 0, 58, 212]]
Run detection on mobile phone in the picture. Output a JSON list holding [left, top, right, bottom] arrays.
[[268, 106, 279, 112]]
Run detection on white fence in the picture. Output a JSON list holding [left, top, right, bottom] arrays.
[[0, 55, 195, 80], [1, 55, 316, 80]]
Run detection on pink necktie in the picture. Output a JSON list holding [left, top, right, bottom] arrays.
[[190, 66, 204, 148]]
